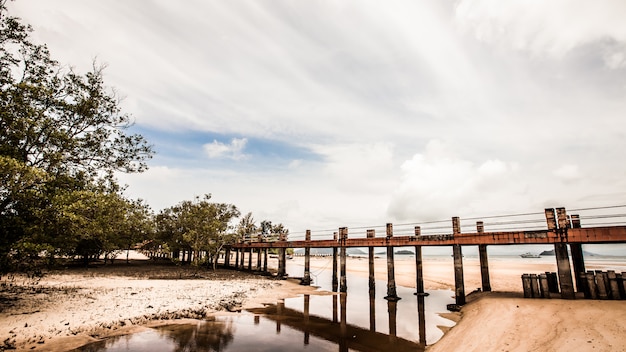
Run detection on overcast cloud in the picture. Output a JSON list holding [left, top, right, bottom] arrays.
[[8, 0, 626, 237]]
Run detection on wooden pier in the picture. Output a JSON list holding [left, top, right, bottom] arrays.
[[228, 207, 626, 304]]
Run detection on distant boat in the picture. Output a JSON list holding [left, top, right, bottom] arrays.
[[520, 252, 541, 258]]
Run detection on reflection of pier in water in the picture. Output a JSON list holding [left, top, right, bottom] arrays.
[[248, 293, 427, 352]]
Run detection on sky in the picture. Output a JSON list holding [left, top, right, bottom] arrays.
[[7, 0, 626, 240]]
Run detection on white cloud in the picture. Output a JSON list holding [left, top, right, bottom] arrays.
[[203, 138, 248, 160], [455, 0, 626, 67], [553, 164, 581, 183], [11, 1, 626, 235], [387, 140, 526, 221], [313, 142, 397, 193]]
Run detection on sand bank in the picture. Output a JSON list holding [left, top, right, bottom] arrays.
[[295, 255, 626, 352], [0, 263, 316, 352], [3, 255, 626, 352]]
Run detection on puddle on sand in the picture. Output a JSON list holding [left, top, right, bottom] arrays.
[[74, 263, 456, 351], [72, 288, 453, 352]]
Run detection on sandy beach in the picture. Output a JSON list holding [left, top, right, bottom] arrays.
[[0, 261, 317, 352], [2, 254, 626, 351], [296, 254, 626, 352]]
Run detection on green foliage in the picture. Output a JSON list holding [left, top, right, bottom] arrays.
[[157, 195, 240, 269], [0, 3, 293, 273], [0, 3, 154, 271]]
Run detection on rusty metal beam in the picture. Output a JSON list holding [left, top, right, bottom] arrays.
[[231, 226, 626, 249]]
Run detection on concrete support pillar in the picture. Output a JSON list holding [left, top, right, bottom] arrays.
[[339, 292, 352, 352], [570, 243, 586, 292], [332, 232, 339, 292], [256, 248, 262, 271], [387, 300, 398, 338], [248, 248, 253, 270], [569, 216, 586, 293], [278, 248, 286, 278], [417, 294, 427, 347], [240, 247, 245, 269], [367, 229, 376, 291], [452, 216, 465, 305], [550, 207, 575, 299], [555, 243, 575, 299], [303, 294, 310, 345], [339, 227, 348, 293], [302, 230, 312, 285], [234, 249, 240, 269], [369, 288, 376, 332], [477, 221, 492, 292], [414, 226, 427, 296], [385, 223, 399, 301]]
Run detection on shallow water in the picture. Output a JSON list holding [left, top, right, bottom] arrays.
[[74, 259, 455, 352]]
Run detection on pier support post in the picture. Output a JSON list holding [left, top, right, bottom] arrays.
[[477, 221, 492, 292], [569, 215, 586, 293], [452, 217, 466, 305], [224, 248, 230, 268], [248, 248, 253, 270], [234, 249, 240, 270], [387, 300, 398, 338], [302, 230, 312, 285], [550, 207, 575, 299], [256, 248, 262, 271], [263, 248, 268, 272], [414, 226, 428, 296], [417, 294, 427, 347], [369, 288, 376, 332], [555, 243, 575, 299], [332, 232, 339, 292], [570, 243, 585, 292], [385, 223, 400, 301], [340, 293, 348, 350], [367, 229, 376, 291], [303, 294, 310, 345], [339, 227, 348, 293], [278, 248, 286, 278], [240, 247, 246, 269]]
